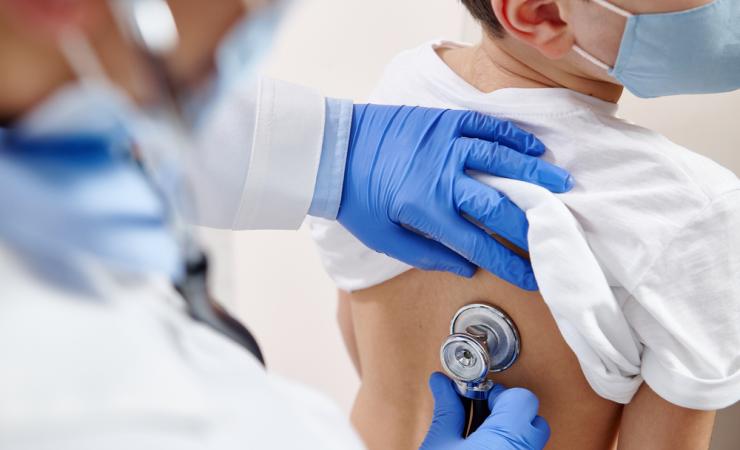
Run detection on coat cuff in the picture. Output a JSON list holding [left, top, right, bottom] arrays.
[[234, 78, 326, 230]]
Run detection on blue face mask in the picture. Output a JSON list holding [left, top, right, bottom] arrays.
[[0, 86, 182, 284], [573, 0, 740, 98], [0, 1, 288, 286], [184, 0, 287, 126]]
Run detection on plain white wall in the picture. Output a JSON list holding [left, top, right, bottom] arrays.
[[200, 0, 740, 446]]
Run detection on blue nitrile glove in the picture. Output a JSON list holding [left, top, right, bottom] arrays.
[[420, 373, 550, 450], [339, 105, 572, 291]]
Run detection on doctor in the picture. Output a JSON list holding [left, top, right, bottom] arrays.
[[0, 0, 557, 448], [0, 0, 575, 290]]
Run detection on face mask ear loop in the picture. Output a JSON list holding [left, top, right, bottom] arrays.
[[572, 45, 612, 71], [58, 27, 112, 85], [590, 0, 633, 19], [572, 0, 633, 73]]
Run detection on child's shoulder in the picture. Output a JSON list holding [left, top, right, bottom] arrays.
[[368, 40, 465, 108], [592, 113, 739, 200]]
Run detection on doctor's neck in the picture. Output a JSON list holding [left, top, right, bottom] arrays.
[[438, 35, 624, 103]]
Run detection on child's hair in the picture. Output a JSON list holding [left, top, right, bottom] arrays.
[[460, 0, 505, 38], [462, 0, 589, 39]]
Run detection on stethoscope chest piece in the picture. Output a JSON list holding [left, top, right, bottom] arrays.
[[440, 304, 520, 399], [450, 304, 520, 373]]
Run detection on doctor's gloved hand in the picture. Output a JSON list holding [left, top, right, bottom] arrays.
[[339, 104, 572, 291], [420, 373, 550, 450]]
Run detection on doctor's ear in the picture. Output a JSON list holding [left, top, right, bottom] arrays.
[[1, 0, 107, 38], [491, 0, 575, 59]]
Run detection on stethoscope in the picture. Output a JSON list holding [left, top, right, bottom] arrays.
[[103, 0, 267, 364], [440, 304, 521, 437], [176, 254, 265, 364]]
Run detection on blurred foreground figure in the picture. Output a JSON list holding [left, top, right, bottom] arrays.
[[0, 0, 560, 448]]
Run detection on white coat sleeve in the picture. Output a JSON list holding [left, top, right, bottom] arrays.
[[192, 77, 349, 230]]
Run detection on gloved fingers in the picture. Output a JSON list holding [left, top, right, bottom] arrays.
[[459, 137, 573, 193], [427, 372, 467, 436], [475, 389, 551, 450], [457, 111, 546, 156], [393, 225, 477, 277], [532, 415, 552, 440], [410, 213, 537, 290], [454, 176, 529, 251], [486, 383, 507, 405], [487, 387, 541, 423]]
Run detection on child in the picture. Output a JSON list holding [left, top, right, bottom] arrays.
[[311, 1, 740, 448]]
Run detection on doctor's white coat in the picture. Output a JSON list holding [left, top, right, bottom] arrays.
[[0, 244, 365, 449], [0, 79, 365, 449]]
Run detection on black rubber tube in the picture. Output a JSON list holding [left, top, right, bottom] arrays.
[[462, 397, 490, 438], [177, 255, 265, 365]]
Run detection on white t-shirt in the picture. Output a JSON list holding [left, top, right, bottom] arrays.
[[310, 41, 740, 410]]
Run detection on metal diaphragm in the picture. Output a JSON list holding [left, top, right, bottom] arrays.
[[449, 304, 520, 373], [441, 333, 490, 384]]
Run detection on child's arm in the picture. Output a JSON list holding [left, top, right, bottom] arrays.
[[337, 289, 361, 376], [617, 383, 716, 450]]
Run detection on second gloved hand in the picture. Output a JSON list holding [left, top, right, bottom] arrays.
[[420, 373, 551, 450], [338, 104, 572, 291]]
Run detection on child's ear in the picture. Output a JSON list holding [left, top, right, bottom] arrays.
[[491, 0, 575, 59]]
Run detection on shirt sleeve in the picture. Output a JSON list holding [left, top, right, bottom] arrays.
[[192, 77, 351, 231], [625, 189, 740, 410], [308, 98, 353, 220]]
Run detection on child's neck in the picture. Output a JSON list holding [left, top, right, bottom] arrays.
[[438, 37, 623, 104]]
